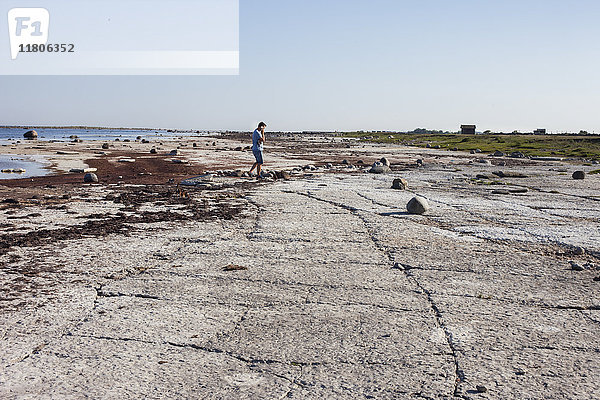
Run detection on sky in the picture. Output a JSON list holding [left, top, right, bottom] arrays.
[[1, 0, 600, 132]]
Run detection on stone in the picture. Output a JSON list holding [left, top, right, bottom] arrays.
[[172, 159, 184, 164], [573, 246, 585, 256], [470, 150, 476, 154], [493, 150, 505, 157], [476, 174, 493, 180], [509, 188, 529, 194], [193, 143, 197, 147], [416, 159, 423, 167], [342, 160, 349, 165], [572, 171, 585, 180], [23, 130, 38, 139], [476, 385, 488, 393], [142, 139, 150, 144], [426, 143, 431, 148], [570, 261, 585, 271], [510, 151, 525, 158], [475, 148, 482, 153], [493, 171, 528, 178], [102, 143, 110, 149], [492, 189, 510, 195], [452, 147, 458, 151], [233, 170, 244, 177], [369, 162, 391, 174], [150, 148, 157, 154], [380, 157, 390, 167], [84, 173, 98, 183], [118, 158, 136, 163], [391, 178, 408, 190], [169, 150, 180, 156], [474, 159, 491, 165], [407, 196, 430, 214], [70, 168, 97, 174], [235, 147, 243, 151]]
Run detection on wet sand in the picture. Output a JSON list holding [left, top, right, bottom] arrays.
[[1, 133, 599, 399]]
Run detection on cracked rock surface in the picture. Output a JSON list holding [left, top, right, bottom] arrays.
[[1, 158, 599, 399]]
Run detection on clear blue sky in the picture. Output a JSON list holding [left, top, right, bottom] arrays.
[[1, 0, 599, 132]]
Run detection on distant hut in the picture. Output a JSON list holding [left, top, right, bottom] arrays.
[[533, 128, 546, 135], [460, 125, 476, 135]]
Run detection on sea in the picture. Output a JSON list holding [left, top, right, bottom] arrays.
[[0, 127, 211, 179]]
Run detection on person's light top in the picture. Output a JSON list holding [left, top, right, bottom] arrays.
[[252, 129, 263, 151]]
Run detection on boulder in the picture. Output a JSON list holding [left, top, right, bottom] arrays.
[[510, 151, 525, 158], [24, 130, 38, 139], [492, 150, 505, 157], [391, 178, 408, 190], [84, 173, 98, 183], [407, 196, 430, 214], [369, 162, 391, 174], [572, 171, 585, 180]]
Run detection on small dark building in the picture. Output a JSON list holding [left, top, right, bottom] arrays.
[[533, 128, 546, 135], [460, 125, 476, 135]]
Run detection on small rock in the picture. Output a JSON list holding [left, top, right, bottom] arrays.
[[416, 159, 423, 167], [476, 174, 492, 180], [475, 149, 482, 153], [118, 158, 136, 163], [392, 262, 405, 270], [84, 173, 99, 183], [342, 159, 349, 165], [492, 150, 505, 157], [470, 150, 476, 154], [570, 261, 585, 271], [193, 143, 197, 147], [235, 147, 243, 151], [593, 276, 600, 282], [150, 148, 157, 154], [475, 385, 487, 393], [369, 162, 391, 174], [509, 188, 528, 194], [572, 171, 585, 180], [426, 143, 431, 148], [391, 178, 408, 190], [475, 158, 491, 165], [407, 196, 430, 214], [493, 171, 528, 178], [573, 246, 585, 256], [492, 189, 510, 195], [102, 143, 110, 149], [510, 151, 525, 158], [223, 264, 247, 271], [452, 147, 458, 151], [169, 149, 180, 156]]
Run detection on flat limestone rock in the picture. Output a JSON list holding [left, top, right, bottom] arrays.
[[70, 168, 98, 174]]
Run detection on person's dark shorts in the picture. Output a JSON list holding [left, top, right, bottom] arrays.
[[253, 149, 264, 164]]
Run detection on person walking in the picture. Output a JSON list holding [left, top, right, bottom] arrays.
[[249, 122, 266, 178]]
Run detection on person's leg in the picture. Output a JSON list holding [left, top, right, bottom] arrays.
[[249, 162, 258, 174], [257, 163, 262, 178]]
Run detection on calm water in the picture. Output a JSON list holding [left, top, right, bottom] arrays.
[[0, 155, 51, 179], [0, 127, 210, 142]]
